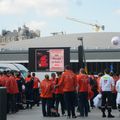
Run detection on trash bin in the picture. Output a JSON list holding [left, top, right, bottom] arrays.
[[0, 87, 7, 120]]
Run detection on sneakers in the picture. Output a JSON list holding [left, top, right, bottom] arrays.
[[108, 114, 115, 118], [67, 116, 71, 119], [72, 116, 77, 118], [102, 114, 106, 118]]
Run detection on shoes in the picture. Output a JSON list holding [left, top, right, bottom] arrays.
[[67, 116, 71, 119], [102, 114, 106, 118], [62, 113, 66, 116], [72, 116, 77, 118], [108, 114, 115, 118]]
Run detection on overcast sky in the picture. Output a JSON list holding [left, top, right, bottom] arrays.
[[0, 0, 120, 36]]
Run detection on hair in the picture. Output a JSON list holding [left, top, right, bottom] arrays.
[[51, 73, 56, 77], [3, 71, 7, 75], [56, 72, 62, 76], [45, 74, 49, 79], [32, 72, 35, 77], [80, 68, 86, 74], [65, 65, 71, 70], [104, 68, 110, 74], [98, 72, 103, 77], [109, 72, 114, 76]]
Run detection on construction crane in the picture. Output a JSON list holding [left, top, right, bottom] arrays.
[[66, 17, 105, 32]]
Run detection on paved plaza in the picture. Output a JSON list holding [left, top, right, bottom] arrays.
[[7, 105, 120, 120]]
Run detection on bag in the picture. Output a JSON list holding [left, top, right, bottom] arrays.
[[93, 94, 102, 108]]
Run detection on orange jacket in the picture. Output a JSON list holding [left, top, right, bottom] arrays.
[[5, 75, 19, 94], [88, 84, 94, 100], [55, 77, 63, 94], [1, 75, 8, 87], [58, 70, 77, 92], [96, 77, 101, 93], [25, 76, 32, 83], [40, 79, 53, 98], [77, 74, 89, 92], [50, 78, 56, 94], [0, 76, 2, 86], [33, 77, 40, 89]]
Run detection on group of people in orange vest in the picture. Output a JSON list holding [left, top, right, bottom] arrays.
[[0, 65, 120, 118], [40, 65, 120, 118], [0, 70, 40, 114], [40, 65, 94, 118]]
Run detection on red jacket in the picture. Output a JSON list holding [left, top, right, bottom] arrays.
[[77, 74, 89, 92], [1, 75, 8, 87], [0, 76, 2, 86], [33, 77, 40, 89], [55, 77, 63, 94], [25, 76, 32, 83], [5, 75, 19, 94], [40, 79, 53, 98], [58, 70, 77, 92]]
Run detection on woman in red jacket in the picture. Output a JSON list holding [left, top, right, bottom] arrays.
[[5, 71, 19, 113], [40, 74, 53, 117], [77, 68, 89, 117]]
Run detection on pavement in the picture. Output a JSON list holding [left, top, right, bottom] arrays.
[[7, 106, 120, 120]]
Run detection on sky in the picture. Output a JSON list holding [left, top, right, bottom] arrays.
[[0, 0, 120, 36]]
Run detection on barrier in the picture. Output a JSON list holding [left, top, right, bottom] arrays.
[[0, 87, 7, 120]]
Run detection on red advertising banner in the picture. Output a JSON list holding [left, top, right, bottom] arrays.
[[35, 49, 49, 71]]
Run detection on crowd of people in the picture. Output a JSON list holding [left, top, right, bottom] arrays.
[[0, 65, 120, 119], [40, 66, 120, 118], [0, 71, 40, 113]]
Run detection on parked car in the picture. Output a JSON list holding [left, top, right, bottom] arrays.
[[0, 63, 28, 79]]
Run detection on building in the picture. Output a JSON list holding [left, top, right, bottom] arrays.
[[0, 25, 40, 45], [0, 32, 120, 73]]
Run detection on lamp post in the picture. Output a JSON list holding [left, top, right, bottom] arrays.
[[78, 37, 87, 71]]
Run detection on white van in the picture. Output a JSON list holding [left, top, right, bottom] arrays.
[[0, 63, 28, 79]]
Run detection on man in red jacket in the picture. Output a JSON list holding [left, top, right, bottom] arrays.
[[54, 72, 65, 116], [25, 72, 34, 109], [40, 74, 53, 117], [5, 71, 19, 113], [32, 72, 40, 106], [56, 65, 77, 118], [77, 68, 89, 117]]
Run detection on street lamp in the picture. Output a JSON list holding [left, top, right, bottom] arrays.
[[78, 37, 87, 72]]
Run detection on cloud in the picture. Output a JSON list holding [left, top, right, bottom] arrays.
[[114, 9, 120, 14], [76, 0, 82, 6], [0, 0, 68, 16], [26, 21, 46, 30]]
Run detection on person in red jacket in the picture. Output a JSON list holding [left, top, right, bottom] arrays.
[[77, 68, 89, 117], [50, 73, 56, 109], [1, 71, 8, 87], [15, 72, 25, 110], [0, 71, 3, 86], [5, 71, 19, 113], [32, 72, 40, 106], [110, 72, 119, 109], [54, 72, 65, 116], [56, 65, 77, 118], [25, 72, 34, 109], [40, 74, 53, 117]]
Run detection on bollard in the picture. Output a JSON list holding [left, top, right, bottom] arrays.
[[0, 87, 7, 120]]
